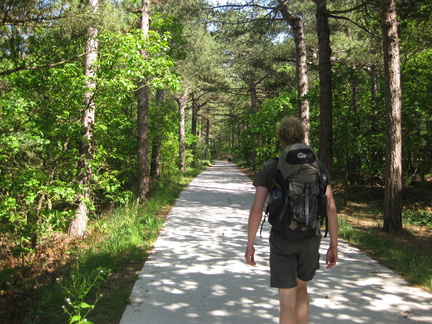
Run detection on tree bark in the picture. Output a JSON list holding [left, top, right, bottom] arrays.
[[277, 0, 310, 144], [381, 0, 403, 232], [205, 117, 210, 159], [68, 0, 99, 237], [177, 91, 187, 172], [313, 0, 333, 173], [191, 94, 199, 165], [245, 79, 258, 169], [150, 89, 164, 178], [137, 0, 151, 204]]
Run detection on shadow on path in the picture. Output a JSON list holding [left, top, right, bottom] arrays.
[[120, 161, 432, 324]]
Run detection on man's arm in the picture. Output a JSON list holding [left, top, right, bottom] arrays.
[[325, 184, 338, 269], [245, 186, 268, 265]]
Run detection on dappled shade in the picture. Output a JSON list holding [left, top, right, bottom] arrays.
[[121, 161, 432, 324]]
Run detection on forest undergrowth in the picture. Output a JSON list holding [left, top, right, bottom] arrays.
[[334, 182, 432, 293], [0, 164, 210, 324], [0, 165, 431, 323]]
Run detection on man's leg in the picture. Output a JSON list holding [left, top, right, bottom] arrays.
[[278, 279, 309, 324], [278, 287, 296, 324], [295, 279, 310, 324]]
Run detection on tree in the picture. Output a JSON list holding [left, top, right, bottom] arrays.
[[176, 91, 188, 172], [137, 0, 151, 203], [150, 89, 164, 178], [277, 0, 311, 144], [312, 0, 333, 173], [381, 0, 403, 232], [68, 0, 99, 238]]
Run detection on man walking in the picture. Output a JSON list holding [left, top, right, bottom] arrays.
[[245, 116, 338, 324]]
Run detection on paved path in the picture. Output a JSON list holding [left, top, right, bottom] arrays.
[[120, 161, 432, 324]]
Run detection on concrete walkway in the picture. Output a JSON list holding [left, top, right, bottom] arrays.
[[120, 161, 432, 324]]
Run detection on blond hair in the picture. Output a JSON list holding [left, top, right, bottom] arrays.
[[277, 116, 305, 146]]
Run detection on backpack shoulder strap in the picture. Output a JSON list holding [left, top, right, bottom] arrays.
[[260, 157, 281, 238], [316, 160, 328, 190], [316, 160, 329, 237]]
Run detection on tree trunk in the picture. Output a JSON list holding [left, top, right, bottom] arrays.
[[277, 0, 310, 144], [246, 80, 258, 169], [313, 0, 333, 173], [368, 64, 383, 173], [205, 117, 210, 159], [370, 64, 380, 134], [137, 0, 151, 204], [191, 96, 199, 165], [177, 91, 187, 172], [381, 0, 403, 232], [68, 0, 99, 237], [150, 89, 164, 178]]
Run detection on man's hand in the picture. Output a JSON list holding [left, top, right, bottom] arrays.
[[325, 246, 338, 269], [245, 246, 256, 265]]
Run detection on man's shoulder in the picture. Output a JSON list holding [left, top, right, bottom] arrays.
[[253, 158, 279, 188], [260, 157, 278, 171]]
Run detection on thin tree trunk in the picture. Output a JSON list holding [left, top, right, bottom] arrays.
[[313, 0, 333, 173], [150, 89, 164, 178], [68, 0, 99, 237], [368, 64, 383, 173], [191, 96, 199, 165], [370, 64, 380, 134], [137, 0, 150, 204], [277, 0, 310, 144], [381, 0, 403, 232], [246, 80, 258, 169], [205, 117, 210, 159], [177, 92, 187, 172]]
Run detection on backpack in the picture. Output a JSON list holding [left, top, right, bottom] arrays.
[[262, 143, 328, 241]]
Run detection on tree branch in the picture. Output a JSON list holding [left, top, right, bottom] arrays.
[[327, 14, 374, 36], [0, 52, 87, 76], [327, 0, 374, 15]]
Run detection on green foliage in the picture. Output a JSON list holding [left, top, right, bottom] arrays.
[[401, 48, 432, 181], [239, 92, 298, 167], [402, 203, 432, 227], [331, 64, 386, 182], [58, 267, 109, 324], [1, 0, 432, 316], [96, 28, 180, 92], [0, 1, 184, 252], [0, 163, 207, 323]]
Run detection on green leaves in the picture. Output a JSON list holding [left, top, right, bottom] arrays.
[[241, 92, 297, 166], [96, 29, 180, 93], [58, 267, 109, 324]]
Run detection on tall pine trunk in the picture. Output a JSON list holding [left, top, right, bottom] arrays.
[[313, 0, 333, 173], [68, 0, 99, 237], [137, 0, 150, 204], [278, 0, 310, 144], [381, 0, 403, 232]]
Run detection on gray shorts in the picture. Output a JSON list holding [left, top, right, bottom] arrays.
[[269, 232, 321, 288]]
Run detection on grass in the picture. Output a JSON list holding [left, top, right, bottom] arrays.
[[0, 161, 211, 324], [338, 209, 432, 293]]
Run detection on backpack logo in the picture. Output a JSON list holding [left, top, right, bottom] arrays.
[[264, 144, 328, 241], [297, 152, 307, 159]]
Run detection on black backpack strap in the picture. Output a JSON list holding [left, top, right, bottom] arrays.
[[316, 160, 329, 237], [259, 157, 280, 239]]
